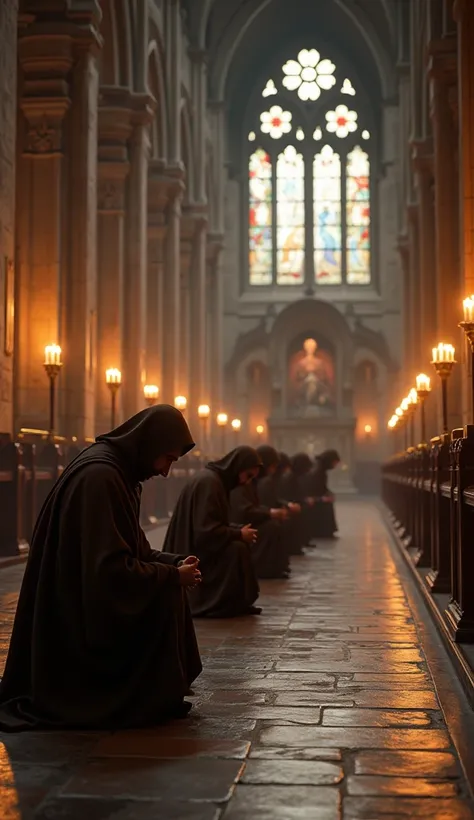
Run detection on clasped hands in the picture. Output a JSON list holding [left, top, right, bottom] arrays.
[[178, 555, 202, 588]]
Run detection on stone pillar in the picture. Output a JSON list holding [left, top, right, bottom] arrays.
[[406, 203, 422, 369], [206, 233, 225, 428], [161, 168, 185, 404], [0, 0, 18, 434], [429, 37, 462, 430], [122, 96, 154, 421], [397, 236, 412, 374], [61, 46, 100, 439], [412, 142, 437, 353], [180, 215, 194, 407], [96, 91, 131, 433], [147, 162, 170, 396], [167, 0, 181, 165]]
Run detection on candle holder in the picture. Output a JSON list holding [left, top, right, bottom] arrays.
[[407, 388, 418, 447], [431, 343, 456, 435], [106, 368, 122, 429], [198, 404, 210, 455], [174, 395, 187, 414], [231, 418, 241, 444], [216, 412, 228, 453], [460, 296, 474, 420], [416, 374, 431, 444], [144, 385, 159, 407], [43, 344, 63, 439]]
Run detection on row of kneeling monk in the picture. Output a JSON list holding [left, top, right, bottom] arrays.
[[0, 405, 340, 733]]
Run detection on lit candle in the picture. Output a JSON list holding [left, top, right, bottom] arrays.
[[463, 296, 474, 322], [432, 342, 455, 363], [198, 404, 210, 420], [416, 373, 431, 392], [231, 418, 241, 432], [401, 398, 410, 412], [395, 407, 403, 417], [174, 395, 187, 412], [44, 344, 62, 366], [364, 424, 372, 434], [408, 388, 418, 405], [144, 384, 159, 401], [256, 424, 264, 435], [216, 412, 228, 427], [106, 368, 122, 385]]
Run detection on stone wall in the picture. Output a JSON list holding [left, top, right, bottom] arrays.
[[0, 0, 18, 434]]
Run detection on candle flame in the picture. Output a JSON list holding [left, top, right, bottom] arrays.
[[106, 368, 121, 385], [198, 404, 210, 419], [44, 344, 62, 366]]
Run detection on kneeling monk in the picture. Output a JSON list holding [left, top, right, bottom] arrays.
[[0, 406, 202, 731], [163, 447, 261, 618]]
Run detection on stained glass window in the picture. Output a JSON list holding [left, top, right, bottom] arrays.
[[276, 146, 305, 285], [260, 105, 292, 139], [249, 149, 273, 285], [282, 49, 336, 101], [313, 146, 342, 285], [346, 146, 370, 284]]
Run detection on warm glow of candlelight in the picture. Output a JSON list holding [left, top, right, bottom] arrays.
[[44, 344, 62, 366], [401, 397, 410, 412], [256, 424, 264, 435], [198, 404, 210, 420], [408, 387, 418, 405], [432, 342, 455, 363], [364, 424, 372, 434], [144, 384, 159, 400], [416, 373, 431, 392], [395, 406, 403, 417], [231, 418, 242, 431], [106, 368, 121, 385], [388, 416, 398, 429], [174, 395, 187, 411], [217, 412, 228, 427], [463, 295, 474, 322]]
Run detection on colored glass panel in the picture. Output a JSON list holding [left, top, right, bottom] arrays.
[[346, 146, 370, 284], [313, 145, 342, 284], [276, 146, 305, 285], [249, 149, 273, 285]]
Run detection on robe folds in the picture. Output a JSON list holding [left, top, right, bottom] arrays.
[[257, 473, 305, 557], [303, 456, 339, 538], [163, 449, 262, 618], [229, 483, 289, 579], [0, 407, 202, 731]]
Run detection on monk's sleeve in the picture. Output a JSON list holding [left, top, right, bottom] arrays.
[[230, 486, 270, 526], [137, 529, 185, 565], [193, 479, 243, 551], [63, 466, 181, 622]]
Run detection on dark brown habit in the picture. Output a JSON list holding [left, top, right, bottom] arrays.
[[0, 405, 202, 731], [230, 461, 290, 579], [279, 452, 315, 546], [162, 447, 261, 618], [256, 445, 304, 557], [303, 450, 340, 538]]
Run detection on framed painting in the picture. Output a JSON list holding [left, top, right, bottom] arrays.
[[4, 256, 14, 356]]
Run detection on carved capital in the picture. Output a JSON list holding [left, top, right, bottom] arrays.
[[206, 231, 225, 265], [97, 170, 127, 213], [22, 100, 70, 156], [411, 138, 434, 178]]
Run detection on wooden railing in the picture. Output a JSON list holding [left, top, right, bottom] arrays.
[[0, 434, 204, 557], [382, 426, 474, 644]]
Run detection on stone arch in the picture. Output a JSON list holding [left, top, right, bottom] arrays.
[[147, 32, 167, 159], [99, 0, 133, 88]]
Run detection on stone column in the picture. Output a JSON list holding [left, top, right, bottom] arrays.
[[397, 236, 412, 374], [206, 233, 225, 426], [180, 215, 194, 406], [429, 37, 462, 430], [411, 143, 437, 358], [61, 45, 100, 439], [161, 168, 185, 404], [0, 0, 18, 434], [96, 91, 131, 433], [406, 203, 422, 369], [147, 162, 170, 395], [454, 0, 474, 294], [122, 95, 154, 421]]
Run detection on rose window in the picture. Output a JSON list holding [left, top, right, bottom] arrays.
[[260, 105, 292, 139], [282, 49, 336, 101], [325, 104, 358, 138]]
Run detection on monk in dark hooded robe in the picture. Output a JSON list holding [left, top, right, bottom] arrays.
[[279, 452, 316, 546], [256, 446, 305, 557], [0, 405, 202, 731], [162, 446, 261, 618], [304, 449, 341, 538], [229, 450, 289, 579]]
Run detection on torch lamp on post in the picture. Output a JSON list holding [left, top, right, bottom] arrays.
[[174, 395, 187, 415], [43, 344, 63, 439], [400, 398, 410, 449], [388, 415, 399, 452], [231, 418, 241, 444], [144, 384, 159, 407], [460, 296, 474, 419], [105, 368, 122, 429], [198, 404, 210, 456], [431, 342, 456, 435], [407, 387, 419, 446], [415, 373, 431, 444], [256, 424, 265, 444], [216, 412, 228, 454]]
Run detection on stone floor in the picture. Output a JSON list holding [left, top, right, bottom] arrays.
[[0, 501, 473, 819]]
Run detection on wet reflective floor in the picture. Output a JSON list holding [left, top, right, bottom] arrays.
[[0, 501, 473, 818]]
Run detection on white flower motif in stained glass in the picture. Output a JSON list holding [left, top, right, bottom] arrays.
[[262, 79, 277, 97], [346, 146, 370, 284], [260, 105, 292, 139], [341, 78, 356, 96], [248, 131, 256, 142], [313, 146, 342, 285], [249, 149, 273, 285], [282, 49, 336, 101], [362, 129, 370, 140], [276, 146, 305, 285], [313, 126, 322, 141], [326, 104, 358, 138], [296, 127, 305, 141]]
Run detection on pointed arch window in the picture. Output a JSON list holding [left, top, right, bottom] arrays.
[[247, 50, 372, 287]]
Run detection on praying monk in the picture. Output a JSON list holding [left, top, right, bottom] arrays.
[[279, 452, 316, 546], [230, 450, 290, 579], [256, 445, 305, 557], [0, 406, 202, 731], [163, 447, 261, 617]]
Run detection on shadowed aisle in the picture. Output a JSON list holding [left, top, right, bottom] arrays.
[[0, 501, 473, 818]]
